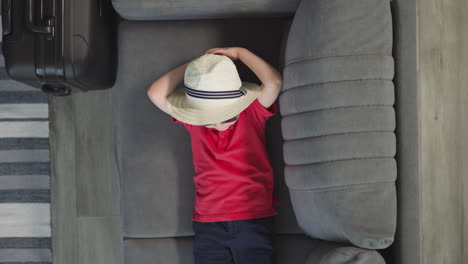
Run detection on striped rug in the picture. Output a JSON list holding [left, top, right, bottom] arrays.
[[0, 25, 52, 264]]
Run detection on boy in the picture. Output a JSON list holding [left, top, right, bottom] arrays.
[[147, 47, 282, 264]]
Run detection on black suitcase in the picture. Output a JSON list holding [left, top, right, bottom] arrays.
[[1, 0, 117, 96]]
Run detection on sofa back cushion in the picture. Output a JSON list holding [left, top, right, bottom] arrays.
[[112, 0, 301, 20], [280, 0, 397, 249]]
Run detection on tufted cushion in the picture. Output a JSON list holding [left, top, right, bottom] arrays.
[[306, 241, 386, 264], [280, 0, 396, 249]]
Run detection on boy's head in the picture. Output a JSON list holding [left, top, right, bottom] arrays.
[[200, 114, 240, 131], [166, 54, 262, 126]]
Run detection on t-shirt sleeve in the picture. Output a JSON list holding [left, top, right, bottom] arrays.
[[249, 98, 278, 124], [172, 117, 193, 131]]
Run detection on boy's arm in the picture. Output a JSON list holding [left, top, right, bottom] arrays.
[[147, 63, 189, 115], [237, 48, 283, 109]]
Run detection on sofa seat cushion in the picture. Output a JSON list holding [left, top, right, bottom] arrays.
[[115, 18, 301, 238]]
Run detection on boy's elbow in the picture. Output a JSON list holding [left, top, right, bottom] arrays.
[[269, 78, 282, 91], [266, 76, 282, 88], [147, 84, 160, 97], [147, 90, 162, 105], [147, 88, 155, 98], [275, 78, 282, 88], [147, 90, 170, 114], [147, 88, 165, 102], [274, 75, 283, 85]]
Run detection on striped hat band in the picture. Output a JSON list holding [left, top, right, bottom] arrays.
[[185, 86, 247, 99]]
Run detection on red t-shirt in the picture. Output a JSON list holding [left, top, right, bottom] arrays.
[[172, 98, 281, 222]]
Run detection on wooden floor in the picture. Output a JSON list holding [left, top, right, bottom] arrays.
[[49, 89, 123, 264], [418, 0, 468, 263]]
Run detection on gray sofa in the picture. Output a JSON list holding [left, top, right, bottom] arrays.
[[51, 0, 420, 263], [112, 0, 398, 262]]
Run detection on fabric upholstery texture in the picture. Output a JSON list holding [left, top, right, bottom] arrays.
[[114, 18, 301, 239], [305, 241, 386, 264], [115, 16, 387, 263], [111, 0, 301, 20], [280, 0, 396, 250], [124, 235, 384, 264], [113, 0, 397, 261]]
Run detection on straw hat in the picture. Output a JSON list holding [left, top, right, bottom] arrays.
[[166, 53, 262, 126]]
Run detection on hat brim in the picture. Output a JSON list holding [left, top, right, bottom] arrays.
[[166, 81, 262, 126]]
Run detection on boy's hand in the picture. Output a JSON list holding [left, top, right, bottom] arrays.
[[204, 47, 240, 61]]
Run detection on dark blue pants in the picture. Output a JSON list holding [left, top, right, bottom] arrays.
[[192, 216, 275, 264]]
